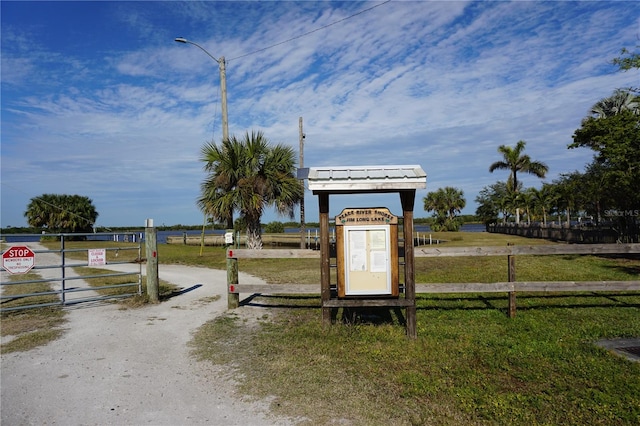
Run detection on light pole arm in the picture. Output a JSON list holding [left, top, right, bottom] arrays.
[[175, 37, 229, 142], [177, 38, 220, 64]]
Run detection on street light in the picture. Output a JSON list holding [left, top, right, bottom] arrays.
[[175, 37, 229, 142]]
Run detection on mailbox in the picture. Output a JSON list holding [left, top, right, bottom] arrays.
[[335, 208, 399, 297]]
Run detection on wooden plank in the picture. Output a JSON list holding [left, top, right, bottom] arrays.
[[323, 299, 414, 308], [415, 243, 640, 258], [232, 281, 640, 295], [416, 283, 515, 293], [513, 280, 640, 292], [413, 281, 640, 293], [228, 244, 640, 259], [233, 284, 320, 294], [227, 248, 320, 259]]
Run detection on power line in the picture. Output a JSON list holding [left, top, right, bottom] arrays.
[[228, 1, 392, 62]]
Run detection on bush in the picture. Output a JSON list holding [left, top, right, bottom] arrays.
[[264, 221, 285, 233]]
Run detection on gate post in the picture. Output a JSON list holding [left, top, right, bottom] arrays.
[[145, 219, 159, 303]]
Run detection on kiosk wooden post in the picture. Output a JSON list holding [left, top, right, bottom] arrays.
[[300, 165, 426, 338], [401, 190, 417, 338], [319, 193, 332, 325]]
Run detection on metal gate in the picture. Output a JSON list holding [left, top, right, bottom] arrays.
[[1, 232, 143, 312]]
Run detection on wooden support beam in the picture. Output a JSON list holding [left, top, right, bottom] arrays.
[[319, 193, 331, 325], [400, 190, 417, 339]]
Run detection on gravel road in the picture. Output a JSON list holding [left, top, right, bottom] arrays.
[[1, 244, 292, 425]]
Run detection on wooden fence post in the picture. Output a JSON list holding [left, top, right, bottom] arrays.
[[145, 219, 159, 303], [227, 243, 239, 309], [507, 242, 516, 318]]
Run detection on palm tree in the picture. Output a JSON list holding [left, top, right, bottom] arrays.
[[516, 189, 536, 225], [24, 194, 98, 234], [551, 172, 584, 226], [489, 140, 548, 223], [489, 140, 549, 194], [530, 184, 556, 226], [198, 138, 244, 229], [590, 89, 639, 118], [199, 130, 303, 249], [423, 187, 466, 231]]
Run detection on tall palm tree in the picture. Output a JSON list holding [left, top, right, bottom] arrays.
[[590, 89, 639, 118], [489, 140, 549, 193], [489, 140, 549, 223], [199, 130, 303, 249]]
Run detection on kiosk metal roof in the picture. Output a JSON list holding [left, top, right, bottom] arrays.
[[299, 165, 427, 193]]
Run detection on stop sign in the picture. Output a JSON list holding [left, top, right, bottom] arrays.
[[2, 246, 36, 274]]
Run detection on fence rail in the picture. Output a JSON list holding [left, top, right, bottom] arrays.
[[227, 243, 640, 317]]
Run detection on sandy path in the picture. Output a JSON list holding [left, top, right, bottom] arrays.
[[1, 244, 291, 425]]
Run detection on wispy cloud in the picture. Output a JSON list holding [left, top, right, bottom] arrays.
[[2, 1, 638, 227]]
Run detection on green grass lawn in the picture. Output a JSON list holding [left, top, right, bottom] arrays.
[[188, 232, 640, 425], [6, 233, 639, 424]]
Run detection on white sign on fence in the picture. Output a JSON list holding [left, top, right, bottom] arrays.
[[88, 249, 106, 266], [224, 232, 234, 245]]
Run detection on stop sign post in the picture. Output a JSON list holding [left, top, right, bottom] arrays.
[[2, 246, 36, 275]]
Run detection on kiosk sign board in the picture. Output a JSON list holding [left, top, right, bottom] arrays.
[[335, 208, 399, 297]]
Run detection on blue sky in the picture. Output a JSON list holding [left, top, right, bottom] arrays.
[[1, 1, 638, 228]]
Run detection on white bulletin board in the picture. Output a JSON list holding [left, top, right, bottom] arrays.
[[335, 207, 399, 298], [344, 225, 391, 296]]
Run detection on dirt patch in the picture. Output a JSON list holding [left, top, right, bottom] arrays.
[[1, 261, 293, 425]]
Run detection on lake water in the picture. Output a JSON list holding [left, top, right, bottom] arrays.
[[2, 223, 486, 244], [285, 223, 486, 235]]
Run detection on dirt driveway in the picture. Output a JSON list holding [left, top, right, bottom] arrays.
[[1, 252, 292, 425]]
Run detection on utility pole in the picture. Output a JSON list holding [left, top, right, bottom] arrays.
[[174, 38, 234, 306], [218, 56, 229, 142], [299, 117, 306, 249]]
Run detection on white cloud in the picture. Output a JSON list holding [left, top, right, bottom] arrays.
[[2, 1, 638, 227]]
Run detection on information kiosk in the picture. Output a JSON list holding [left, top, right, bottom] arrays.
[[300, 165, 427, 338]]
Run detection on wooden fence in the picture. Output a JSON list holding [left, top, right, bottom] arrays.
[[226, 243, 640, 318]]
